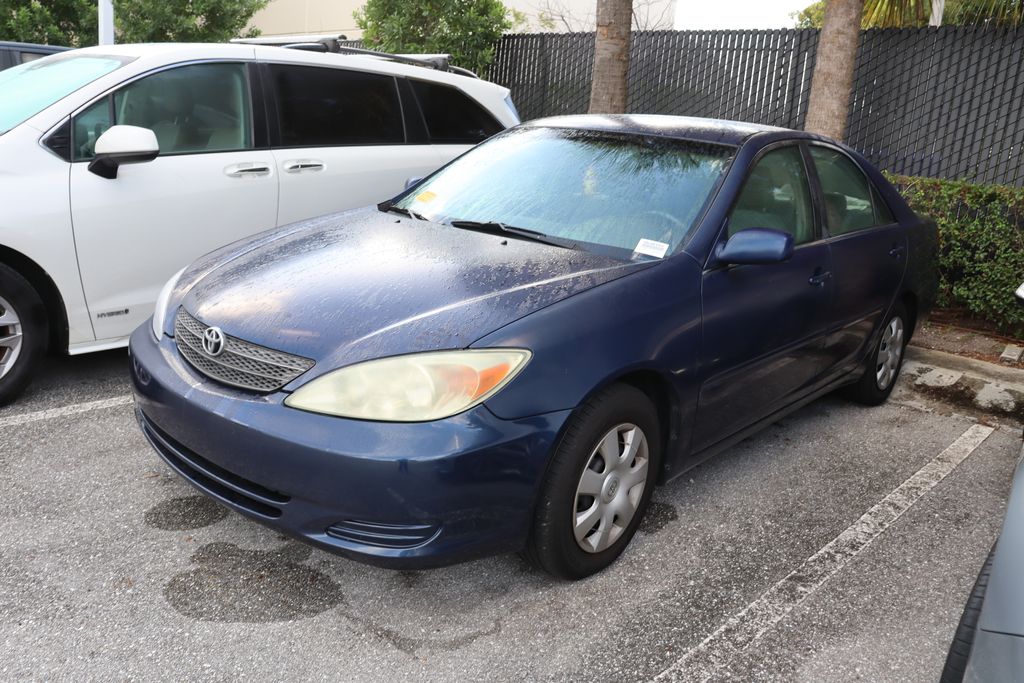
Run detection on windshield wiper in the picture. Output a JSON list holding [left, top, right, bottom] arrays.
[[448, 220, 577, 250], [378, 200, 428, 222]]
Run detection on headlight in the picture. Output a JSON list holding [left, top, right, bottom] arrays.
[[151, 267, 186, 339], [284, 349, 531, 422]]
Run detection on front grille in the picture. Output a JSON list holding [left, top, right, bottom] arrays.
[[174, 308, 314, 392]]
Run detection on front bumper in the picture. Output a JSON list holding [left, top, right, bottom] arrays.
[[128, 324, 571, 568]]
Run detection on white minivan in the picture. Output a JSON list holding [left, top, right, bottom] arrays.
[[0, 43, 518, 403]]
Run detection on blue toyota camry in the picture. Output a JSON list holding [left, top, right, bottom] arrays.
[[130, 115, 938, 579]]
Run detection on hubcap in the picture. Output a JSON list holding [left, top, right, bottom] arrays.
[[572, 423, 650, 554], [0, 295, 23, 381], [875, 315, 904, 390]]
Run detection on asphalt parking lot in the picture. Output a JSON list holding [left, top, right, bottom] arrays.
[[2, 349, 1021, 682]]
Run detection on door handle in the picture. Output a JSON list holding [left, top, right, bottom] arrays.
[[224, 162, 271, 178], [889, 245, 906, 259], [808, 271, 832, 287], [283, 159, 326, 173]]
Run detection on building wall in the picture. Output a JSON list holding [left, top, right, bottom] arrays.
[[247, 0, 675, 38], [246, 0, 364, 39]]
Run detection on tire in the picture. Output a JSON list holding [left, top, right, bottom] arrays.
[[843, 303, 908, 406], [524, 383, 661, 580], [940, 544, 996, 683], [0, 263, 48, 406]]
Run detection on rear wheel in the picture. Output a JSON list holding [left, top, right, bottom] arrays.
[[0, 264, 48, 405], [524, 384, 661, 579], [843, 303, 907, 406]]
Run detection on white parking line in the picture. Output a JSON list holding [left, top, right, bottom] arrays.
[[652, 422, 996, 683], [0, 395, 133, 430]]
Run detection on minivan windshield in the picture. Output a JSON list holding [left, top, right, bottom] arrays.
[[0, 53, 132, 134], [394, 126, 734, 258]]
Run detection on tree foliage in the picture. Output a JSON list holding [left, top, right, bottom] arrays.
[[0, 0, 268, 47], [355, 0, 520, 75], [793, 0, 1024, 28]]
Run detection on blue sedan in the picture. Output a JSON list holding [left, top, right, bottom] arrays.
[[130, 115, 938, 579]]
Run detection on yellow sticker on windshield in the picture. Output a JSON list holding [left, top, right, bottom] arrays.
[[415, 190, 437, 203]]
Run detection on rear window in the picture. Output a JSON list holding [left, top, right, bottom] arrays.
[[269, 64, 404, 147], [410, 79, 503, 144]]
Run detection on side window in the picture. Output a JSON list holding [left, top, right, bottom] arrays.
[[871, 185, 895, 224], [72, 62, 253, 161], [270, 64, 404, 147], [20, 51, 46, 64], [73, 97, 113, 161], [808, 146, 877, 236], [728, 146, 815, 245], [410, 79, 503, 143]]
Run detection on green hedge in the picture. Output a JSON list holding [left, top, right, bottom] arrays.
[[887, 173, 1024, 336]]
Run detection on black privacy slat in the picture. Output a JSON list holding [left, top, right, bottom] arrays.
[[486, 27, 1024, 186]]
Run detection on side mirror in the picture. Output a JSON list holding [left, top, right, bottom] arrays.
[[88, 125, 160, 179], [404, 176, 423, 190], [717, 228, 795, 266], [1016, 282, 1024, 306]]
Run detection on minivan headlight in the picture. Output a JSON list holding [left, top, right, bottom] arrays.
[[284, 349, 531, 422], [151, 267, 185, 339]]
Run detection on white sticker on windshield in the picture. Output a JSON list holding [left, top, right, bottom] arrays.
[[633, 238, 670, 259]]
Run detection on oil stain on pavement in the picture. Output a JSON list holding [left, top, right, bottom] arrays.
[[164, 542, 344, 622], [144, 495, 229, 530], [640, 501, 678, 534]]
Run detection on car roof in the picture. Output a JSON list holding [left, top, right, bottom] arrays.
[[64, 42, 507, 96], [524, 114, 800, 146]]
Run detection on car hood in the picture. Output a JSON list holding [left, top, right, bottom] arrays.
[[180, 207, 653, 381]]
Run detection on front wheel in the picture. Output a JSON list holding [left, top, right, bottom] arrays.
[[524, 383, 661, 580], [843, 303, 907, 406], [0, 264, 48, 405]]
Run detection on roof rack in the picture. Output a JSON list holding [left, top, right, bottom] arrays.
[[232, 34, 478, 78]]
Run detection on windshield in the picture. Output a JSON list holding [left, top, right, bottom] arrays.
[[0, 53, 132, 134], [394, 126, 734, 258]]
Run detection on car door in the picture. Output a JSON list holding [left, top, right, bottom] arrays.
[[807, 144, 908, 373], [693, 144, 834, 452], [69, 61, 278, 341], [263, 62, 445, 225]]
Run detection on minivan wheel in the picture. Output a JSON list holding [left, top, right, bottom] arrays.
[[843, 303, 907, 406], [524, 383, 660, 580], [0, 264, 48, 405]]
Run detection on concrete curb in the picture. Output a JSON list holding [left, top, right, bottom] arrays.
[[904, 344, 1024, 422], [907, 345, 1024, 388]]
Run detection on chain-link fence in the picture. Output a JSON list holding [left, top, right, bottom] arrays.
[[488, 27, 1024, 187]]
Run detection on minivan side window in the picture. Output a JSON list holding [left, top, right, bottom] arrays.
[[728, 146, 816, 245], [269, 64, 404, 147], [410, 79, 503, 143], [808, 146, 880, 236], [72, 62, 253, 161]]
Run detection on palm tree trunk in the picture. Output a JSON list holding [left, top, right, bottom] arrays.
[[805, 0, 864, 139], [589, 0, 633, 114]]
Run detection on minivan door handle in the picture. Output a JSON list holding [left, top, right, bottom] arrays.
[[889, 245, 906, 259], [224, 162, 271, 178], [808, 270, 832, 287], [283, 159, 326, 173]]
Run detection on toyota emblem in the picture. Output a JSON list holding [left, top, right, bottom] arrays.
[[202, 326, 225, 356]]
